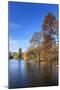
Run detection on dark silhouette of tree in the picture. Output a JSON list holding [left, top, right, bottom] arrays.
[[9, 51, 13, 59], [15, 48, 22, 60], [18, 48, 22, 59]]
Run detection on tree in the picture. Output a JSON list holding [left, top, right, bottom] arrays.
[[42, 12, 58, 45], [27, 47, 39, 62], [18, 48, 22, 59], [28, 12, 58, 62], [9, 51, 13, 59], [42, 12, 58, 61], [16, 48, 22, 60], [24, 52, 29, 61], [49, 44, 58, 62], [30, 32, 43, 63], [18, 48, 22, 54]]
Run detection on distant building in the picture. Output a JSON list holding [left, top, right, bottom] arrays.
[[21, 53, 24, 59]]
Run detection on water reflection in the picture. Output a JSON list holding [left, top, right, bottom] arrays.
[[9, 59, 58, 88]]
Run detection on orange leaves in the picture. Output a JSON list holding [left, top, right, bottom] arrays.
[[24, 52, 29, 61]]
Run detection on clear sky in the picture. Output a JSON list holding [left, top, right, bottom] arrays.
[[9, 1, 58, 52]]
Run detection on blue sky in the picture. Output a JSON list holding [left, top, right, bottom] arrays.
[[9, 2, 58, 52]]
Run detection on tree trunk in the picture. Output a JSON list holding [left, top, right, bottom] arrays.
[[39, 53, 40, 65], [38, 52, 40, 78]]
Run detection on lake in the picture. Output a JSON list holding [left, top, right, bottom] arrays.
[[8, 59, 58, 88]]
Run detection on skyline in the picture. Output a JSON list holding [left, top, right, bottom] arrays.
[[9, 2, 58, 52]]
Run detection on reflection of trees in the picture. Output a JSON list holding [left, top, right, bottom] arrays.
[[35, 62, 52, 84], [39, 62, 53, 85]]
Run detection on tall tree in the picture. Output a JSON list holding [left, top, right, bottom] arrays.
[[16, 48, 22, 60], [18, 48, 22, 59], [42, 12, 58, 45], [30, 32, 43, 63], [42, 12, 58, 61]]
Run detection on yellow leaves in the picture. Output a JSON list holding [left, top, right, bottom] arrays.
[[54, 20, 58, 29], [29, 48, 34, 52], [24, 52, 29, 61]]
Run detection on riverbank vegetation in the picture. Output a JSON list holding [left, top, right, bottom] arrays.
[[9, 12, 58, 64]]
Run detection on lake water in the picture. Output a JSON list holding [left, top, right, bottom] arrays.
[[8, 59, 58, 88]]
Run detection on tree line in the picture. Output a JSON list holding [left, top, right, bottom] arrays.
[[26, 12, 58, 63], [9, 12, 58, 64], [9, 48, 22, 60]]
